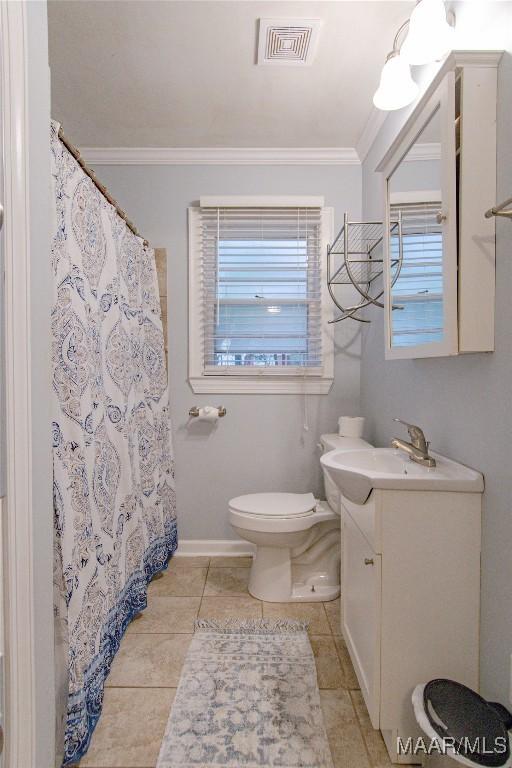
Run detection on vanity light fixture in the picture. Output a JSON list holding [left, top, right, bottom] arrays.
[[373, 0, 454, 112], [401, 0, 455, 66], [373, 50, 419, 111]]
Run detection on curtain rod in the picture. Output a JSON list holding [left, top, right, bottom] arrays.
[[57, 126, 149, 246]]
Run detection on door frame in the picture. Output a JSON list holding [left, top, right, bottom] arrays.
[[0, 2, 55, 766]]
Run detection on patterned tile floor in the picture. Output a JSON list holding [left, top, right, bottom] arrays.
[[79, 556, 392, 768]]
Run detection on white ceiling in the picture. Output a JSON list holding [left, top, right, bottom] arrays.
[[48, 0, 415, 149]]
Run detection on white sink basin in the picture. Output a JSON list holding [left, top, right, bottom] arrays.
[[320, 448, 484, 505]]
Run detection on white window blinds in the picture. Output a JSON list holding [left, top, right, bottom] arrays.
[[390, 201, 444, 348], [196, 206, 324, 373]]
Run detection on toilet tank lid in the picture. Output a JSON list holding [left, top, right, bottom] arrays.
[[229, 492, 317, 518], [320, 434, 372, 452]]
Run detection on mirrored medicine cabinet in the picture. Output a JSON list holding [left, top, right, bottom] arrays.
[[378, 51, 502, 360]]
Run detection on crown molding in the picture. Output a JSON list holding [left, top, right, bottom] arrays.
[[81, 146, 360, 166], [355, 106, 388, 164], [446, 49, 504, 69], [403, 142, 441, 163]]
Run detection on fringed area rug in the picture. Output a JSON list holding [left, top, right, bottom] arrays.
[[157, 619, 334, 768]]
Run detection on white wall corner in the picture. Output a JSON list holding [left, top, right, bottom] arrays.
[[81, 146, 361, 166], [1, 1, 55, 765], [355, 107, 388, 164]]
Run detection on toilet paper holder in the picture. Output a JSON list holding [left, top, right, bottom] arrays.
[[189, 406, 227, 418]]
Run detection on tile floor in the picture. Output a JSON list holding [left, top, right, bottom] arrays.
[[79, 555, 392, 768]]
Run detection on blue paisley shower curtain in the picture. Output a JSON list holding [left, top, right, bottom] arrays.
[[50, 121, 177, 765]]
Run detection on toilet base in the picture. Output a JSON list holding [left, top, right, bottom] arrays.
[[249, 581, 339, 602], [247, 527, 341, 603], [248, 555, 340, 603], [290, 582, 340, 602]]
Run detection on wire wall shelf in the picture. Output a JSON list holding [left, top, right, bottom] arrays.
[[327, 213, 403, 323]]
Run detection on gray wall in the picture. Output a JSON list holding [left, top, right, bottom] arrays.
[[95, 164, 362, 540], [391, 157, 441, 195], [359, 5, 512, 703]]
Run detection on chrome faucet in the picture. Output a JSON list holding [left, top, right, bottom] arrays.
[[391, 418, 436, 468]]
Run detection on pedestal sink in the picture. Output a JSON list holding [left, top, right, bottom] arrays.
[[320, 447, 484, 505]]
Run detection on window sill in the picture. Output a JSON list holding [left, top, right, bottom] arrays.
[[189, 376, 334, 395]]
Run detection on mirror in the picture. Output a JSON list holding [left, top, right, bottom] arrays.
[[380, 59, 498, 359], [388, 107, 444, 350]]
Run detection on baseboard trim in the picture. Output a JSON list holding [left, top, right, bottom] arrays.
[[176, 539, 256, 557]]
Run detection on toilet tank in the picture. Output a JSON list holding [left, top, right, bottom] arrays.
[[319, 434, 372, 513]]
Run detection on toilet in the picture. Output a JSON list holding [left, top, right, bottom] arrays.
[[229, 434, 372, 603]]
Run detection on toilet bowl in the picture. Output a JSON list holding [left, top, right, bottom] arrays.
[[228, 434, 372, 603]]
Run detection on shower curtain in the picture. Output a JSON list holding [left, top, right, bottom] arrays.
[[50, 121, 177, 765]]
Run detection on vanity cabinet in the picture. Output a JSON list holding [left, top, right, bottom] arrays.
[[341, 489, 481, 764], [378, 51, 502, 359]]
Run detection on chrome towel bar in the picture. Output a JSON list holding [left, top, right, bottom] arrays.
[[485, 195, 512, 219]]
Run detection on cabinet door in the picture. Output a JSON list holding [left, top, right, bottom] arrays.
[[342, 511, 382, 727], [383, 71, 458, 359]]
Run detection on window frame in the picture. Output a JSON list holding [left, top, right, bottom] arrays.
[[188, 197, 334, 394]]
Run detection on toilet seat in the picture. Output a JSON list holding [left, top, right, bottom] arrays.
[[229, 494, 336, 534], [229, 492, 317, 519]]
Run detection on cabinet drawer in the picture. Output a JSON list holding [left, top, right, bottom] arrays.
[[342, 510, 381, 727]]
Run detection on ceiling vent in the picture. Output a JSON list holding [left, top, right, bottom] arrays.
[[257, 18, 322, 66]]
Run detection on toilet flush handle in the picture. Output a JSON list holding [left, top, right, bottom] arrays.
[[364, 558, 374, 566]]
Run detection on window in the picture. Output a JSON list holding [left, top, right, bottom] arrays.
[[390, 199, 443, 348], [189, 197, 333, 394]]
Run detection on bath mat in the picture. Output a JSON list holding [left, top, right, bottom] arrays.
[[156, 619, 334, 768]]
